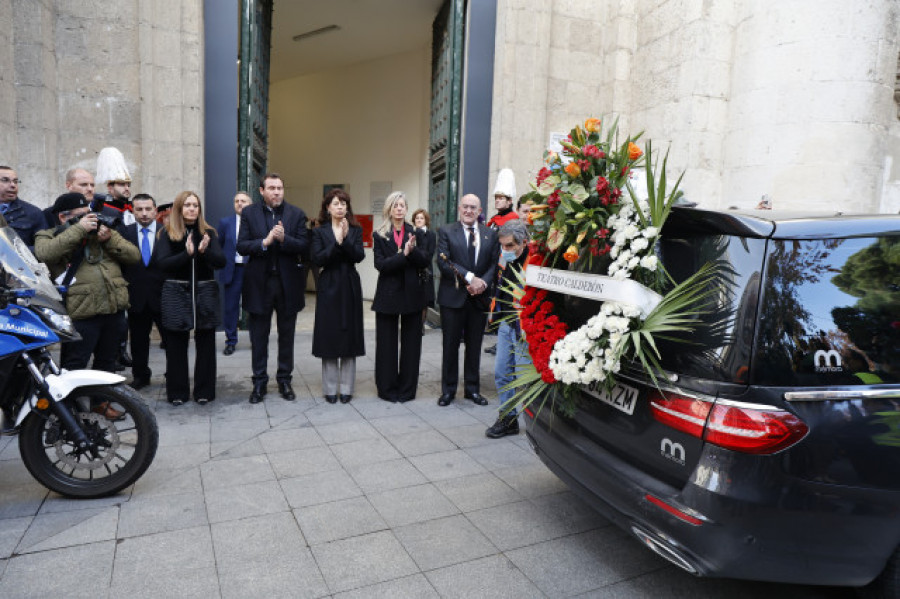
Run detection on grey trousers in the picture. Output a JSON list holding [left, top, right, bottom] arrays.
[[321, 357, 356, 396]]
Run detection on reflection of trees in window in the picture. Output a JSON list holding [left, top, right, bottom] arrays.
[[832, 237, 900, 376], [757, 239, 841, 379]]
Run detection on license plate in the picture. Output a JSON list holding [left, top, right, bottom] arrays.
[[583, 381, 639, 415]]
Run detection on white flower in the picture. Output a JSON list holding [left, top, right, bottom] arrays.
[[630, 237, 649, 252], [623, 224, 640, 240], [643, 226, 659, 239], [627, 255, 640, 269], [640, 255, 658, 271]]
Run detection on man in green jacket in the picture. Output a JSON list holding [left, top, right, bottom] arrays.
[[35, 192, 140, 372]]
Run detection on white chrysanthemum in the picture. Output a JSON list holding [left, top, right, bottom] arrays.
[[643, 226, 659, 239], [640, 255, 658, 271], [630, 237, 649, 252]]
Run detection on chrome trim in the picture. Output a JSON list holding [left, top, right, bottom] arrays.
[[631, 527, 698, 574], [715, 397, 788, 411], [784, 388, 900, 402]]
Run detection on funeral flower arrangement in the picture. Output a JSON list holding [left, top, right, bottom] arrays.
[[507, 117, 718, 415]]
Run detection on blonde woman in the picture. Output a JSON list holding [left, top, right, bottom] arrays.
[[372, 192, 431, 402], [156, 191, 225, 405]]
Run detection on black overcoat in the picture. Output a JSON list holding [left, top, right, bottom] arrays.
[[236, 201, 308, 315], [310, 224, 365, 358], [371, 223, 430, 315], [417, 227, 436, 306]]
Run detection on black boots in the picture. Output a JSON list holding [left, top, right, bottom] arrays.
[[485, 413, 519, 439]]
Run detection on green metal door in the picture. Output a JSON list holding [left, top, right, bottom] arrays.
[[428, 0, 465, 227], [238, 0, 272, 200]]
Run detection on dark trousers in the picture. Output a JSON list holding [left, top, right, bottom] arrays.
[[128, 307, 162, 381], [440, 300, 488, 396], [61, 312, 123, 372], [164, 327, 216, 401], [248, 275, 297, 386], [375, 311, 423, 401], [222, 264, 244, 346]]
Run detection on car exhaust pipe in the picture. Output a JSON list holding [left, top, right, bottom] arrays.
[[631, 526, 698, 574]]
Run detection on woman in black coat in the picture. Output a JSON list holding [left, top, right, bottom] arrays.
[[411, 208, 436, 317], [156, 191, 225, 405], [373, 193, 431, 402], [311, 189, 365, 403]]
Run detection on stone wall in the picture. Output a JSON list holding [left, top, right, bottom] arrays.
[[490, 0, 900, 214], [0, 0, 203, 209]]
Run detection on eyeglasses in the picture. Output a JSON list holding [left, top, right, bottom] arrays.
[[0, 178, 20, 185], [460, 205, 480, 212]]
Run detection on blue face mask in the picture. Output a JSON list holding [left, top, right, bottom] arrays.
[[501, 249, 518, 262]]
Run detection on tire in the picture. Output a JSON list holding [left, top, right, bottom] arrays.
[[18, 384, 159, 498], [861, 545, 900, 599]]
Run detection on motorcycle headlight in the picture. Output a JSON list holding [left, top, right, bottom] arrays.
[[34, 306, 77, 337]]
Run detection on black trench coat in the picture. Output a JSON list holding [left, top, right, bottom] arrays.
[[311, 224, 366, 358]]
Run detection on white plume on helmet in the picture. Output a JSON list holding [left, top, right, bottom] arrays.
[[95, 147, 132, 185], [492, 168, 516, 199]]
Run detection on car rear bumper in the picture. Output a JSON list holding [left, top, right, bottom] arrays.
[[525, 411, 900, 587]]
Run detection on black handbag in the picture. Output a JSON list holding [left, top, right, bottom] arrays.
[[160, 255, 222, 331], [160, 279, 193, 331], [195, 280, 221, 330]]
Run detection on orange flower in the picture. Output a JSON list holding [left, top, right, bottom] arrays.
[[584, 118, 601, 133], [564, 162, 581, 178], [627, 142, 643, 160], [563, 245, 579, 263]]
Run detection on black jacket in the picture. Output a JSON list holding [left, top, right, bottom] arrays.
[[436, 221, 499, 309], [371, 223, 431, 314], [311, 224, 365, 358], [237, 201, 308, 315]]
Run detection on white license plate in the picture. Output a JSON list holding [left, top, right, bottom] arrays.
[[583, 381, 639, 415]]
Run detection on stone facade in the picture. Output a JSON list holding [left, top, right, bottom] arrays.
[[0, 0, 203, 208], [490, 0, 900, 213]]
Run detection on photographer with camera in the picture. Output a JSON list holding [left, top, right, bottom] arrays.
[[35, 192, 140, 380]]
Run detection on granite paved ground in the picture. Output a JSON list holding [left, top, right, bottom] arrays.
[[0, 296, 855, 598]]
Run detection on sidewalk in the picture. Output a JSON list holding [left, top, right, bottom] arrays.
[[0, 295, 845, 598]]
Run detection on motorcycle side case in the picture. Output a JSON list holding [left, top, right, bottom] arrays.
[[16, 369, 127, 426]]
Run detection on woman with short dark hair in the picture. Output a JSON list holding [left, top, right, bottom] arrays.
[[310, 189, 365, 403]]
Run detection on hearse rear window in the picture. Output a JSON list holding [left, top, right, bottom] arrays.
[[754, 236, 899, 386]]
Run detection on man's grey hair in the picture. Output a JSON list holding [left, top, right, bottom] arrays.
[[498, 219, 529, 244]]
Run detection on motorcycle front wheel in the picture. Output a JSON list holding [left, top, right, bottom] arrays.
[[18, 384, 159, 498]]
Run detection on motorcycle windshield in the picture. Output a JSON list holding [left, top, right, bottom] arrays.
[[0, 224, 63, 301]]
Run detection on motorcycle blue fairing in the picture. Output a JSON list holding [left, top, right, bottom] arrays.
[[0, 304, 58, 352]]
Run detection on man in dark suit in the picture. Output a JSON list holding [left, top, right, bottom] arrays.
[[237, 173, 309, 404], [436, 193, 500, 406], [122, 193, 164, 389], [0, 165, 47, 249], [217, 191, 252, 355]]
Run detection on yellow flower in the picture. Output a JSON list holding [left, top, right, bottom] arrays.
[[564, 162, 581, 178], [563, 245, 579, 263], [584, 118, 601, 133], [628, 142, 643, 160]]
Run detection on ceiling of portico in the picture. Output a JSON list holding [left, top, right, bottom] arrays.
[[270, 0, 445, 82]]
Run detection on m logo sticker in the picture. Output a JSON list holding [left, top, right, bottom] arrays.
[[660, 438, 685, 465], [814, 349, 842, 373]]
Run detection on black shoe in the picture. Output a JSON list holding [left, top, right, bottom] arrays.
[[486, 413, 519, 439], [130, 377, 150, 390], [438, 393, 454, 407], [114, 361, 127, 372], [325, 395, 338, 404], [118, 350, 133, 367], [249, 383, 266, 404], [339, 394, 352, 403], [484, 344, 497, 355], [223, 344, 236, 356], [464, 392, 489, 406], [278, 381, 296, 401], [379, 394, 397, 403]]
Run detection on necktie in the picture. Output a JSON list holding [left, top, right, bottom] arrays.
[[141, 228, 151, 266], [467, 226, 476, 266]]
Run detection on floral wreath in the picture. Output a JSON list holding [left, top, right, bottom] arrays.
[[504, 117, 718, 416]]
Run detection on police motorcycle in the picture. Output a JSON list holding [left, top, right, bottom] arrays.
[[0, 223, 158, 497]]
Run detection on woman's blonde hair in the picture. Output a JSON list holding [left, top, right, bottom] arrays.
[[376, 191, 408, 239], [165, 190, 212, 241]]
